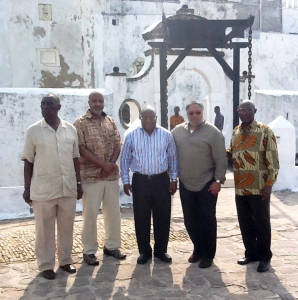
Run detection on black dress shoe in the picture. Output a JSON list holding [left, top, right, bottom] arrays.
[[41, 270, 55, 280], [137, 254, 151, 264], [199, 258, 213, 269], [154, 253, 172, 263], [237, 257, 258, 265], [188, 253, 201, 263], [60, 264, 76, 274], [257, 261, 270, 272]]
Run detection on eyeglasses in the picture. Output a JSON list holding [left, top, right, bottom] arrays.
[[187, 111, 202, 116], [141, 117, 157, 120], [237, 108, 254, 114]]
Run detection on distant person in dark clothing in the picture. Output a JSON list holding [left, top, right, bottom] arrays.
[[214, 106, 224, 131]]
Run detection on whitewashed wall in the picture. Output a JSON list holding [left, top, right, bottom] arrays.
[[0, 88, 135, 220], [254, 90, 298, 150]]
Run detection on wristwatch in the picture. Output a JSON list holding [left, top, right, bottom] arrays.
[[171, 179, 178, 182], [215, 180, 221, 184]]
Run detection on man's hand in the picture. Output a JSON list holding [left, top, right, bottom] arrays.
[[169, 181, 177, 196], [261, 185, 272, 201], [124, 184, 132, 196], [23, 187, 32, 205], [99, 170, 110, 179], [77, 184, 83, 200], [102, 162, 118, 174], [208, 181, 221, 196]]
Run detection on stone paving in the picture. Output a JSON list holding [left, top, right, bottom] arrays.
[[0, 186, 298, 300]]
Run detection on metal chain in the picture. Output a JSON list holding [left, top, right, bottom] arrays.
[[248, 26, 252, 100]]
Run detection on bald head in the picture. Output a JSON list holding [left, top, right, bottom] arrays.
[[89, 91, 104, 101], [141, 105, 157, 135], [237, 99, 257, 126], [42, 93, 60, 105], [238, 99, 256, 110], [141, 105, 156, 118]]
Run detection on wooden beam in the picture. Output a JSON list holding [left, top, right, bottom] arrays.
[[167, 46, 192, 79], [207, 47, 234, 80]]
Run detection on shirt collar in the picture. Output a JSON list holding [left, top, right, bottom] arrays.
[[85, 109, 107, 119], [239, 119, 258, 132], [140, 125, 159, 133], [185, 120, 205, 131], [41, 118, 66, 129]]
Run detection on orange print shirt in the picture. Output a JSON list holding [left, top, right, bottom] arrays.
[[170, 115, 184, 129], [228, 120, 279, 196]]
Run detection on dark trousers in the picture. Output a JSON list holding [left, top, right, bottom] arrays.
[[132, 172, 171, 257], [236, 194, 272, 262], [179, 180, 217, 259]]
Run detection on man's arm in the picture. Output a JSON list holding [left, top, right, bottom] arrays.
[[211, 131, 228, 183], [23, 160, 33, 205], [262, 128, 280, 200], [110, 144, 121, 163], [79, 145, 117, 174], [167, 134, 178, 195], [73, 158, 83, 199], [120, 135, 133, 196]]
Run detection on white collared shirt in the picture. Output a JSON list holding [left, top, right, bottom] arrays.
[[21, 118, 80, 201]]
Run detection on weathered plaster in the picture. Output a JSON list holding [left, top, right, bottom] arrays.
[[33, 26, 46, 38], [39, 55, 84, 88]]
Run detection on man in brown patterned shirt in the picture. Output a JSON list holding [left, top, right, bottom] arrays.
[[228, 100, 279, 273], [74, 92, 126, 265]]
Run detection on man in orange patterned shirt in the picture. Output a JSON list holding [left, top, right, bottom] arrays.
[[228, 100, 279, 273], [170, 106, 184, 130]]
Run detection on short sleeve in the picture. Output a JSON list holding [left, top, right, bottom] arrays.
[[74, 118, 87, 146], [21, 129, 35, 163], [72, 127, 80, 158]]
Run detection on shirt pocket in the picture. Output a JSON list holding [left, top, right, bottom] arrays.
[[64, 137, 75, 144]]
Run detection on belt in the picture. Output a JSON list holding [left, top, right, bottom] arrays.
[[135, 171, 167, 179]]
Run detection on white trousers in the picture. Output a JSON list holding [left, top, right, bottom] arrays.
[[32, 197, 76, 271], [82, 180, 121, 254]]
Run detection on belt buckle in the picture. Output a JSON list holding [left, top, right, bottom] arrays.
[[148, 174, 153, 180]]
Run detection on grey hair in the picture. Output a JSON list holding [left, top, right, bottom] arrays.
[[186, 101, 204, 111], [141, 105, 156, 116]]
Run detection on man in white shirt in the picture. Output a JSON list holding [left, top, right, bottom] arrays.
[[22, 94, 83, 280]]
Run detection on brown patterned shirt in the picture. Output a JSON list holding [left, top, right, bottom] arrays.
[[228, 120, 279, 196], [74, 110, 121, 182]]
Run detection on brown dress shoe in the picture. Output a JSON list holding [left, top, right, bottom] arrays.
[[199, 258, 213, 269], [188, 253, 201, 263], [103, 246, 126, 259], [41, 270, 55, 280], [60, 264, 76, 274]]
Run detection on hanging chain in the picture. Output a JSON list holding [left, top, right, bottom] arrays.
[[248, 26, 252, 100]]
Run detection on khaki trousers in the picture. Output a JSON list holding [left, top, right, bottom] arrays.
[[32, 197, 76, 271], [82, 180, 121, 254]]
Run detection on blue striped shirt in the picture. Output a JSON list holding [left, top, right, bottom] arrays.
[[120, 126, 178, 185]]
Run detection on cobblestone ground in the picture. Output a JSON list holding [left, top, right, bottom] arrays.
[[0, 218, 190, 264], [0, 187, 298, 300]]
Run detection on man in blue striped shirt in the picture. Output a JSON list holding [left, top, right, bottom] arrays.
[[120, 106, 178, 264]]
